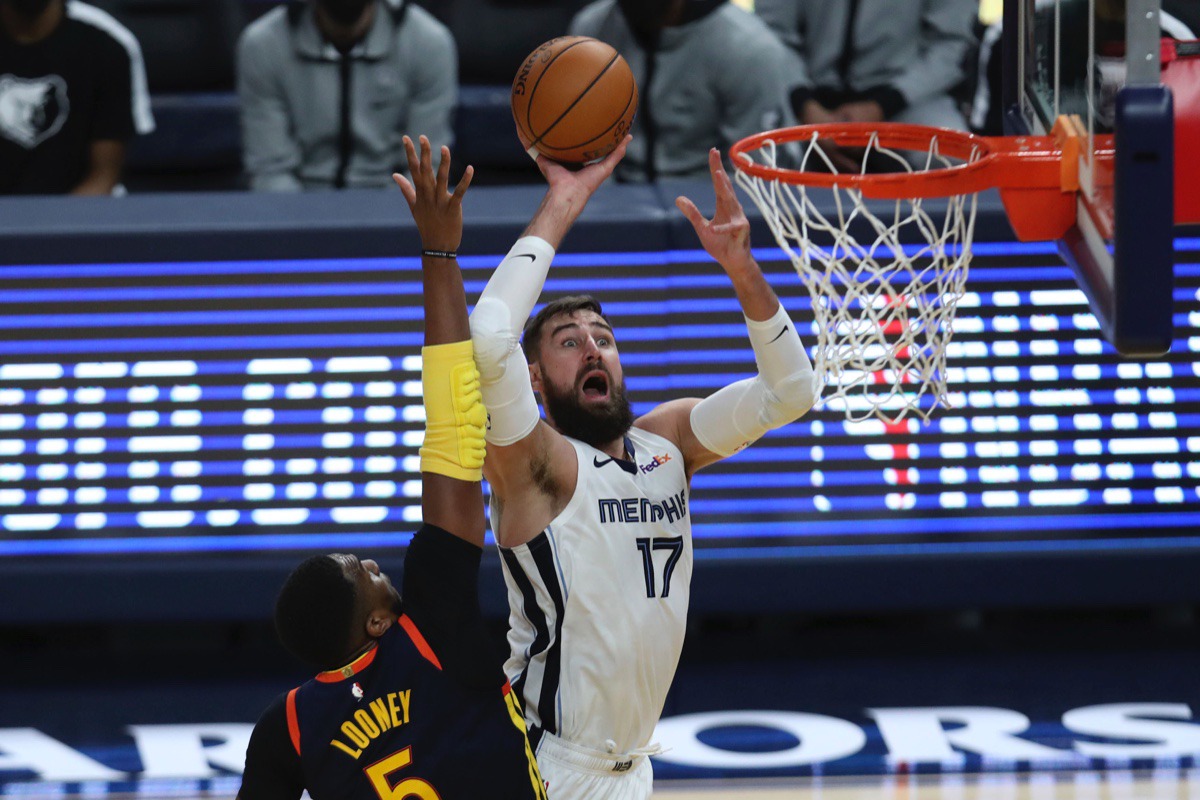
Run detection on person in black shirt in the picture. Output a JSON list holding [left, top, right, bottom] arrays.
[[0, 0, 154, 194], [237, 137, 546, 800]]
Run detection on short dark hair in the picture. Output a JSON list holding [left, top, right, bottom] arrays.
[[522, 295, 607, 362], [274, 555, 359, 669]]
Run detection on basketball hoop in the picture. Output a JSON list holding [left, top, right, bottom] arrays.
[[731, 121, 1082, 424]]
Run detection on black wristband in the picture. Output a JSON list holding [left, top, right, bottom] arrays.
[[421, 249, 457, 259]]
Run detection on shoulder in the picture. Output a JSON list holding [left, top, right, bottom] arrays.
[[400, 3, 452, 40], [634, 398, 700, 451], [709, 4, 790, 59], [239, 5, 290, 49], [63, 2, 141, 61]]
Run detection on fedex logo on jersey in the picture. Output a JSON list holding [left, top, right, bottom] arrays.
[[640, 453, 672, 474]]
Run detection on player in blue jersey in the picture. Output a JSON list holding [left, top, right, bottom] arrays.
[[236, 136, 558, 800]]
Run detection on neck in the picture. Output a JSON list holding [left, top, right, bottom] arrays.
[[600, 436, 627, 460], [1, 1, 62, 43], [340, 637, 377, 666], [316, 2, 375, 53]]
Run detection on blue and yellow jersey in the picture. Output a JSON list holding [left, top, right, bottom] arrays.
[[240, 525, 546, 800]]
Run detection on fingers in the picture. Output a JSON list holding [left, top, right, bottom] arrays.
[[402, 136, 420, 181], [392, 172, 417, 206], [452, 164, 474, 202], [674, 196, 705, 229], [436, 144, 452, 194]]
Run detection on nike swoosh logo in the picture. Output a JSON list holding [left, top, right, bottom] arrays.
[[512, 253, 536, 262], [767, 324, 790, 344], [593, 456, 614, 468]]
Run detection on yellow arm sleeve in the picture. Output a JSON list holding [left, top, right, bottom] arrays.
[[419, 340, 487, 481]]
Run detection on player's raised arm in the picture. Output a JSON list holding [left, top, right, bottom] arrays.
[[392, 135, 486, 544], [642, 147, 820, 476], [467, 137, 629, 543]]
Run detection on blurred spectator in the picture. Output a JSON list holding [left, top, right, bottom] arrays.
[[237, 0, 456, 192], [755, 0, 977, 132], [0, 0, 154, 195], [569, 0, 794, 183]]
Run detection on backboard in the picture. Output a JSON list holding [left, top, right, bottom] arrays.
[[1003, 0, 1175, 356]]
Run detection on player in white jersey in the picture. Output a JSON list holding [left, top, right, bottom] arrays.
[[469, 143, 819, 800]]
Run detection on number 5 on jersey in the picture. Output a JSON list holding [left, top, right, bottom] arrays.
[[635, 536, 684, 598], [365, 746, 441, 800]]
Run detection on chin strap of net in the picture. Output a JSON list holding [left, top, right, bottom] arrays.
[[734, 131, 980, 424]]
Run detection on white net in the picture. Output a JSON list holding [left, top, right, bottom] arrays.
[[734, 130, 982, 424]]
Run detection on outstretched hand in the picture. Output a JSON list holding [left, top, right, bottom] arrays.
[[393, 135, 474, 252], [675, 148, 755, 275], [535, 135, 632, 206]]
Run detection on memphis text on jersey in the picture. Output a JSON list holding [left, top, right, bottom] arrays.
[[330, 690, 411, 759], [597, 488, 687, 525]]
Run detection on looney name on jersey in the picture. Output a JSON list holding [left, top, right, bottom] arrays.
[[330, 690, 411, 759], [598, 489, 688, 525]]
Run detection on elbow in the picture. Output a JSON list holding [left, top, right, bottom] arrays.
[[469, 296, 516, 382], [767, 371, 820, 424]]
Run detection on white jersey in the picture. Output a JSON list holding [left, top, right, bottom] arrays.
[[493, 426, 692, 756]]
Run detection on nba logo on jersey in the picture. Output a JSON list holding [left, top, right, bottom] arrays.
[[351, 682, 364, 701]]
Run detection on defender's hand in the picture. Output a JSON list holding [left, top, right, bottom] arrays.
[[393, 135, 474, 253], [675, 148, 756, 277]]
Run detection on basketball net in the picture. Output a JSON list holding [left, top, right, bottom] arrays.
[[734, 131, 981, 424]]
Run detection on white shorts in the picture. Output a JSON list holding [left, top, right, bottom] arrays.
[[536, 733, 654, 800]]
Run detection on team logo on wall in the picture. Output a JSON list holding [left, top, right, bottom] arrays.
[[0, 74, 70, 149]]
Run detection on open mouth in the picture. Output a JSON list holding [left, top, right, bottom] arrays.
[[580, 370, 610, 401]]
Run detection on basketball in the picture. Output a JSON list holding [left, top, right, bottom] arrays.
[[511, 36, 638, 165]]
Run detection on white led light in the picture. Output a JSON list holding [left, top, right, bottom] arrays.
[[369, 431, 399, 448], [402, 480, 422, 497], [286, 458, 317, 475], [243, 459, 273, 476], [1145, 363, 1172, 380], [1, 364, 62, 380], [133, 361, 197, 377], [952, 317, 984, 333], [402, 456, 421, 473], [0, 489, 24, 505], [244, 483, 275, 501], [138, 510, 195, 528], [1147, 387, 1175, 404], [976, 442, 1019, 459], [1029, 340, 1059, 356], [37, 488, 68, 506], [1073, 414, 1102, 430], [402, 380, 423, 397], [981, 491, 1019, 507], [74, 387, 106, 404], [243, 383, 274, 401], [74, 362, 125, 379], [401, 355, 422, 372], [1072, 365, 1101, 381], [162, 485, 201, 509], [1030, 489, 1087, 506], [75, 513, 107, 529], [1104, 463, 1133, 481], [128, 411, 159, 428], [1074, 440, 1103, 456], [36, 439, 68, 455], [243, 409, 274, 426], [885, 493, 916, 510], [992, 315, 1019, 332], [0, 440, 22, 456], [323, 481, 354, 499], [811, 469, 825, 487], [402, 406, 427, 423], [365, 456, 397, 474], [1030, 366, 1059, 382], [333, 507, 388, 524], [206, 510, 238, 527], [129, 461, 159, 478], [365, 381, 398, 398], [992, 341, 1019, 357], [207, 509, 239, 526], [865, 444, 897, 461], [36, 413, 67, 430], [128, 386, 159, 403], [1148, 412, 1177, 429], [1114, 388, 1141, 405], [1071, 314, 1100, 330], [940, 443, 968, 459], [1028, 415, 1058, 432], [171, 385, 202, 403], [1030, 315, 1059, 331], [939, 417, 967, 435], [327, 356, 391, 373], [36, 388, 68, 405], [1071, 464, 1101, 481], [958, 292, 981, 307], [939, 467, 967, 484], [365, 406, 397, 423], [252, 508, 309, 526], [1110, 438, 1179, 455], [366, 481, 397, 498], [74, 412, 106, 429], [323, 432, 355, 448], [964, 367, 989, 384], [1103, 488, 1132, 504], [75, 438, 105, 454], [0, 465, 23, 481], [1112, 414, 1138, 430], [1029, 464, 1058, 482], [285, 382, 317, 400], [1074, 339, 1103, 355], [966, 391, 995, 408], [993, 291, 1020, 306], [322, 407, 354, 425], [939, 492, 967, 508], [130, 486, 161, 503], [980, 466, 1018, 484], [970, 417, 998, 434], [36, 464, 67, 481], [1030, 389, 1089, 407], [1117, 363, 1143, 380], [75, 487, 106, 504], [286, 482, 318, 500], [1153, 463, 1182, 480], [0, 389, 22, 405], [992, 367, 1019, 383], [3, 514, 60, 530], [249, 358, 312, 375], [1191, 463, 1200, 479], [321, 382, 353, 399], [1154, 487, 1184, 503], [130, 436, 202, 453], [322, 457, 354, 474], [170, 410, 201, 427], [243, 434, 275, 450], [403, 505, 424, 522]]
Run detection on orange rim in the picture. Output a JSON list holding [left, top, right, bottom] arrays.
[[730, 122, 1067, 200]]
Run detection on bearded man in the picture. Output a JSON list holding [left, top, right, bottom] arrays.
[[468, 143, 819, 800], [235, 0, 456, 191], [0, 0, 154, 194]]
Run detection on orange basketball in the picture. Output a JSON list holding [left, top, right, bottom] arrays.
[[511, 36, 638, 165]]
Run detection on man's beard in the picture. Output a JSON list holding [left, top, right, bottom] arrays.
[[541, 370, 634, 449]]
